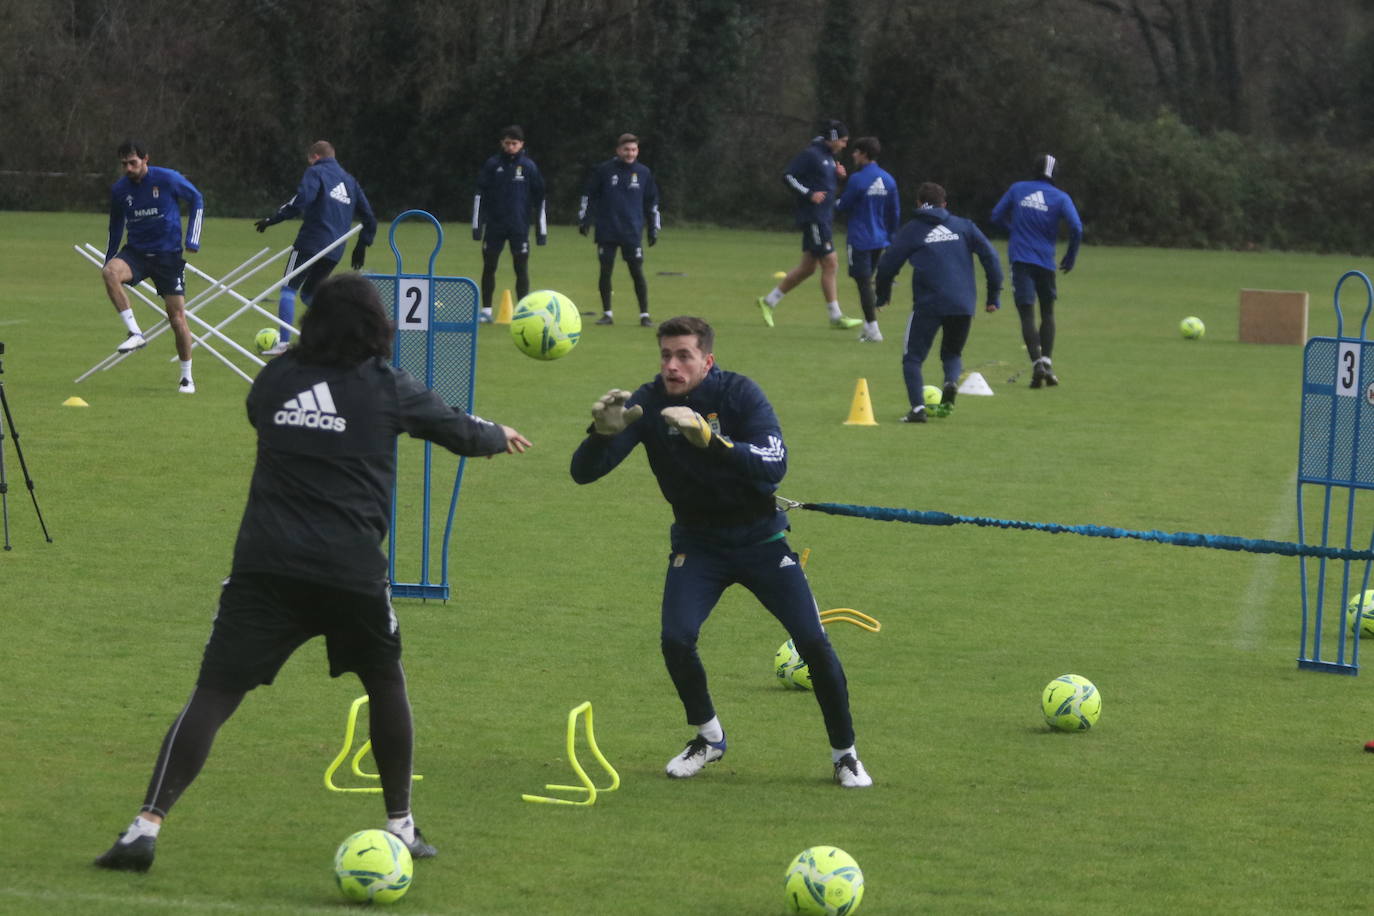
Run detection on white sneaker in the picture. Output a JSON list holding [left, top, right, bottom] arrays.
[[665, 734, 727, 778], [116, 332, 146, 353], [833, 753, 872, 788], [857, 326, 883, 342], [261, 341, 288, 357], [178, 377, 196, 394]]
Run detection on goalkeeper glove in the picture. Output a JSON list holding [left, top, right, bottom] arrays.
[[591, 389, 643, 436], [254, 217, 273, 233], [351, 242, 367, 270], [661, 406, 712, 448]]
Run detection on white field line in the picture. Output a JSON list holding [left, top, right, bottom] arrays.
[[0, 886, 449, 915], [1234, 474, 1298, 651]]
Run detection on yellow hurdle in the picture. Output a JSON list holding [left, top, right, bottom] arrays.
[[521, 701, 620, 806], [798, 548, 882, 631], [324, 695, 424, 793]]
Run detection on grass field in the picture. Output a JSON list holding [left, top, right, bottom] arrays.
[[3, 210, 1373, 914]]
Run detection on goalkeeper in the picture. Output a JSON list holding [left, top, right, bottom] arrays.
[[569, 316, 872, 789]]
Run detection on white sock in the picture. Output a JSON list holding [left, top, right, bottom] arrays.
[[640, 311, 651, 319], [831, 745, 857, 764], [121, 815, 161, 844], [827, 301, 843, 320], [481, 307, 492, 319], [764, 288, 783, 307], [863, 321, 879, 335], [386, 814, 416, 844], [602, 310, 613, 318], [697, 716, 724, 744], [179, 359, 193, 379], [121, 310, 141, 334]]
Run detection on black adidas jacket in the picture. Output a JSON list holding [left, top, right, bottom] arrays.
[[231, 353, 507, 591]]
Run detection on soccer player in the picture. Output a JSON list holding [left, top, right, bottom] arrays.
[[569, 316, 873, 789], [876, 183, 1003, 423], [255, 141, 377, 355], [990, 153, 1083, 387], [93, 273, 531, 873], [578, 133, 661, 327], [835, 136, 900, 342], [102, 139, 204, 393], [756, 120, 863, 331], [472, 125, 547, 323]]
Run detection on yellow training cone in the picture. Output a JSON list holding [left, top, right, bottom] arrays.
[[495, 289, 514, 324], [62, 396, 89, 407], [843, 378, 878, 426]]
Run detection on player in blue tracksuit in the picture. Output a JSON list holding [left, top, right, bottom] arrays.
[[990, 153, 1083, 387], [472, 125, 547, 322], [255, 141, 377, 353], [569, 316, 872, 788], [102, 139, 205, 393], [835, 136, 901, 342], [578, 133, 660, 327], [756, 120, 863, 332], [876, 183, 1003, 423]]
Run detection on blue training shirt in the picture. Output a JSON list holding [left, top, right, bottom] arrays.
[[835, 161, 900, 252], [569, 365, 789, 547], [268, 157, 377, 259], [106, 165, 204, 260], [990, 179, 1083, 270], [783, 138, 841, 228], [874, 206, 1003, 316], [579, 158, 660, 246], [473, 151, 547, 242]]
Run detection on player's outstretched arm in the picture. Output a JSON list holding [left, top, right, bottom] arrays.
[[501, 425, 531, 454]]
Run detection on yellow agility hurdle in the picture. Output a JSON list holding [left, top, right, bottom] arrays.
[[324, 695, 424, 793], [521, 701, 620, 806]]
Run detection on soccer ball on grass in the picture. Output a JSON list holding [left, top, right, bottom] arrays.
[[922, 384, 942, 407], [774, 638, 812, 690], [784, 845, 865, 915], [333, 828, 412, 904], [1348, 590, 1374, 638], [1179, 316, 1205, 339], [254, 327, 280, 352], [1042, 674, 1101, 731], [510, 290, 581, 360]]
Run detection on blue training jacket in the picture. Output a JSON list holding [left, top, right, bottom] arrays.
[[875, 207, 1003, 316], [990, 179, 1083, 271], [579, 158, 660, 246], [569, 365, 789, 548], [472, 151, 547, 243], [106, 165, 204, 260], [783, 138, 841, 228], [268, 157, 377, 259], [835, 161, 900, 252]]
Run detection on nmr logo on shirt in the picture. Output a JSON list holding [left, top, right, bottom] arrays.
[[273, 381, 347, 432]]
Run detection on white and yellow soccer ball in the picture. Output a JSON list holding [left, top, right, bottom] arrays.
[[333, 828, 413, 904], [1348, 590, 1374, 638], [784, 845, 865, 915], [1180, 316, 1205, 339], [510, 290, 581, 360], [254, 327, 280, 353], [1042, 674, 1102, 731], [922, 384, 942, 407], [774, 638, 813, 690]]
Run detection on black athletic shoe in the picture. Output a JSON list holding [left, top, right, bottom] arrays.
[[900, 408, 927, 424], [1029, 359, 1046, 389], [1043, 363, 1059, 386], [595, 314, 614, 326], [94, 833, 155, 872], [941, 382, 957, 407], [391, 826, 437, 859], [639, 315, 654, 327]]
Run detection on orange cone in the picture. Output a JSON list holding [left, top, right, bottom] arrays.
[[843, 378, 878, 426], [495, 289, 515, 324]]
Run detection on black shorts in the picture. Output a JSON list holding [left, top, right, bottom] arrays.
[[197, 572, 401, 692], [597, 242, 643, 264], [115, 247, 185, 298], [482, 231, 530, 257], [284, 249, 340, 298], [1012, 262, 1057, 308], [846, 246, 882, 281], [800, 222, 835, 256]]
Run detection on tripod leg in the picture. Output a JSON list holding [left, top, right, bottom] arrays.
[[0, 402, 11, 550], [0, 381, 52, 543]]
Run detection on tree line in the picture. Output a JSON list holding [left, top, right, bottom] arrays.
[[4, 0, 1374, 252]]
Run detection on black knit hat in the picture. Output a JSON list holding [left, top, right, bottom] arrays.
[[819, 119, 849, 142]]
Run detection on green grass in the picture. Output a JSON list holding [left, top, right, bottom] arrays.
[[4, 211, 1374, 914]]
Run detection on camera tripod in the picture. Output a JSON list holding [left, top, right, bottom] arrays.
[[0, 343, 52, 549]]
